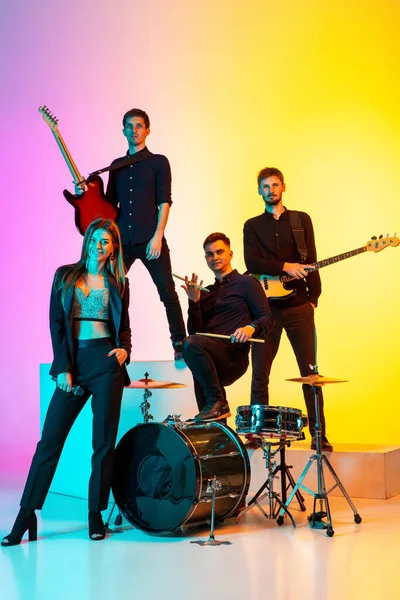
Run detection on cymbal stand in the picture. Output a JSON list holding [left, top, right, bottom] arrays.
[[190, 476, 232, 546], [277, 329, 362, 537], [140, 387, 153, 423], [139, 372, 154, 423], [237, 439, 296, 527]]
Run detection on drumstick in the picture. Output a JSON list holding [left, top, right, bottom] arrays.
[[195, 332, 265, 344], [172, 273, 210, 293]]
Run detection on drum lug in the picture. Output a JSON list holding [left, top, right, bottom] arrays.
[[163, 414, 182, 425]]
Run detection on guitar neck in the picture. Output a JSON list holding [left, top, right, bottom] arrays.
[[282, 246, 366, 283], [51, 128, 83, 183], [314, 246, 366, 270]]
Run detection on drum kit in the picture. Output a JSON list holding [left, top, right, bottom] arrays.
[[107, 364, 362, 541]]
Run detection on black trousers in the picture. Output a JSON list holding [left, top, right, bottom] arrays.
[[21, 338, 124, 512], [123, 238, 186, 344], [182, 335, 249, 411], [250, 303, 326, 436]]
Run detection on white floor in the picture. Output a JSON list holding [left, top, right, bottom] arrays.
[[1, 479, 400, 600]]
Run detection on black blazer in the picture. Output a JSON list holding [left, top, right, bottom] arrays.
[[49, 265, 132, 385]]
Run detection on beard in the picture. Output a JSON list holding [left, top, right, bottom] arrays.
[[265, 195, 281, 205]]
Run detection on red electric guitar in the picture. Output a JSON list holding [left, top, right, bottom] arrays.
[[39, 106, 119, 235]]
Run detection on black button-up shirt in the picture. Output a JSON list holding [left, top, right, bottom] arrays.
[[243, 209, 321, 308], [188, 269, 273, 345], [106, 147, 172, 245]]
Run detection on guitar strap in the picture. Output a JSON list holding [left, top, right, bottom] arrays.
[[89, 148, 152, 177], [288, 210, 308, 263]]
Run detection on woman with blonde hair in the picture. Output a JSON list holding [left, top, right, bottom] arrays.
[[2, 219, 131, 545]]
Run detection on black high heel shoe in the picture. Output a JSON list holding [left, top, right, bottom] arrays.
[[88, 510, 106, 540], [1, 508, 37, 547]]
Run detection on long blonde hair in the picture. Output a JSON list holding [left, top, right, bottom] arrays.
[[57, 219, 126, 306]]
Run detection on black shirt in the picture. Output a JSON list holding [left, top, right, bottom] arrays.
[[243, 209, 322, 308], [188, 269, 273, 345], [106, 147, 172, 246]]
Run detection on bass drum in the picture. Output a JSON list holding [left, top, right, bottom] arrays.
[[112, 420, 250, 534]]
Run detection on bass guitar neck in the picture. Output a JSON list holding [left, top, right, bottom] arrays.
[[251, 235, 399, 300]]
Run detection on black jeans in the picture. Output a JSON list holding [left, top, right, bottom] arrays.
[[250, 303, 326, 436], [123, 238, 186, 344], [182, 335, 249, 411], [21, 338, 124, 512]]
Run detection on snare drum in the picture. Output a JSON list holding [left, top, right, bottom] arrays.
[[236, 405, 306, 439], [112, 420, 250, 533]]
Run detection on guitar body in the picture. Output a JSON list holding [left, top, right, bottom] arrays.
[[251, 274, 297, 300], [63, 176, 119, 235]]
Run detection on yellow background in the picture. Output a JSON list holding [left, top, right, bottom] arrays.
[[163, 0, 400, 444], [1, 0, 399, 459]]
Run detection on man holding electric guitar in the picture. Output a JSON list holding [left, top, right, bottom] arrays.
[[243, 167, 333, 452], [74, 108, 186, 361]]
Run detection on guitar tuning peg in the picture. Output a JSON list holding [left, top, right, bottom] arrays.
[[386, 233, 389, 238], [394, 232, 397, 237], [371, 236, 377, 240], [379, 234, 383, 239]]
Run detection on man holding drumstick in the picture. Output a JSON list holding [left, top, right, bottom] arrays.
[[181, 232, 273, 422]]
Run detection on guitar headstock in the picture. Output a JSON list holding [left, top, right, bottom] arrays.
[[38, 105, 59, 131], [366, 235, 399, 253]]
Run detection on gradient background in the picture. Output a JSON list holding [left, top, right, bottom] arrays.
[[1, 0, 399, 477]]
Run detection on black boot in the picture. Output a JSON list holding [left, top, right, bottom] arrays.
[[311, 435, 334, 452], [88, 511, 106, 540], [1, 507, 37, 547]]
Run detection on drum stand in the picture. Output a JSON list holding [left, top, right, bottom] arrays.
[[273, 441, 306, 511], [278, 368, 362, 537], [237, 439, 297, 527], [190, 476, 232, 546]]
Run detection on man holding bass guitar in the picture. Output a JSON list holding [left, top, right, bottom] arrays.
[[243, 167, 333, 451], [75, 108, 186, 360]]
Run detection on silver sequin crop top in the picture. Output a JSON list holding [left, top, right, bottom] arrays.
[[72, 286, 110, 322]]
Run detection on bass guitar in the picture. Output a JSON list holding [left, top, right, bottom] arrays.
[[251, 235, 399, 300], [39, 106, 118, 235]]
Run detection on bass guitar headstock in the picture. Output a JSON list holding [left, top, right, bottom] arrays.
[[366, 235, 399, 253], [38, 105, 59, 131]]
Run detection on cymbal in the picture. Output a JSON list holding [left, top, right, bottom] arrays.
[[126, 377, 187, 389], [286, 374, 348, 386]]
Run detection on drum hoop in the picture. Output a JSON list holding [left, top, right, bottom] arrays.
[[237, 404, 302, 413]]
